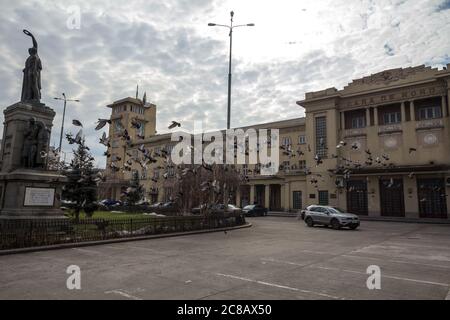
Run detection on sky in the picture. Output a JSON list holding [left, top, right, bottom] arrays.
[[0, 0, 449, 168]]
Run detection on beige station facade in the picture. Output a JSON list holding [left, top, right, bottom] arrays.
[[103, 64, 450, 220]]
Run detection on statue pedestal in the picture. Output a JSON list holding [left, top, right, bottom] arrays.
[[0, 101, 67, 219], [1, 101, 55, 173], [0, 169, 67, 219]]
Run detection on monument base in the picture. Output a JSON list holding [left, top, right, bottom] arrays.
[[0, 169, 68, 219]]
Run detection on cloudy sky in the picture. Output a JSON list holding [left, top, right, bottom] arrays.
[[1, 0, 449, 167]]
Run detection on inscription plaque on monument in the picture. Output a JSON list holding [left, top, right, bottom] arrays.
[[24, 187, 55, 207]]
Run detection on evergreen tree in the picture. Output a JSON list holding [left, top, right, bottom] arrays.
[[62, 139, 98, 220], [124, 171, 144, 205]]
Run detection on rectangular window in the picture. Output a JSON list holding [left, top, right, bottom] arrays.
[[318, 190, 329, 206], [293, 191, 302, 210], [282, 136, 292, 146], [141, 169, 147, 180], [418, 106, 442, 120], [111, 140, 119, 148], [282, 161, 290, 171], [298, 135, 306, 144], [383, 112, 401, 124], [242, 164, 249, 176], [315, 116, 327, 158], [351, 116, 366, 128], [298, 160, 306, 170]]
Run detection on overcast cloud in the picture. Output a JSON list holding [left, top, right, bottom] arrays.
[[0, 0, 449, 168]]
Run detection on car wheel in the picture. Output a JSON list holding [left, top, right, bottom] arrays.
[[305, 217, 314, 227], [331, 219, 341, 230]]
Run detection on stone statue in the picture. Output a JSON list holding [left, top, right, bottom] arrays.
[[21, 117, 50, 168], [21, 30, 42, 103]]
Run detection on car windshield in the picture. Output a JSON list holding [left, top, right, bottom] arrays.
[[243, 205, 254, 210], [329, 207, 345, 214], [228, 205, 238, 209]]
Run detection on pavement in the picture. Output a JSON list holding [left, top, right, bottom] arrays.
[[1, 217, 450, 300]]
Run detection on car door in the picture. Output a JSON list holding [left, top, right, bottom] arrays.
[[255, 205, 263, 216], [314, 207, 329, 224]]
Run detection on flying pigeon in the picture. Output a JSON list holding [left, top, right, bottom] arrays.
[[95, 119, 112, 131], [72, 119, 83, 127], [168, 121, 181, 129]]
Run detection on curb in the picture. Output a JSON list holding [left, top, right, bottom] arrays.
[[0, 223, 252, 256], [267, 213, 450, 224]]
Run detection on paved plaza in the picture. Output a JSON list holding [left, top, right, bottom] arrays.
[[1, 217, 450, 300]]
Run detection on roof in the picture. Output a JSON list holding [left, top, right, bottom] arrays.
[[107, 97, 155, 108], [297, 63, 450, 106]]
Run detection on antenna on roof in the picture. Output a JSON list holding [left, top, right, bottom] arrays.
[[136, 84, 139, 99], [143, 92, 147, 105]]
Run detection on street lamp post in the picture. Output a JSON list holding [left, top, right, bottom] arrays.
[[208, 11, 254, 129], [54, 93, 80, 152]]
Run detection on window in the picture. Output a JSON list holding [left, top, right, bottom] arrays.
[[153, 170, 159, 179], [315, 117, 327, 158], [164, 187, 173, 202], [298, 135, 306, 144], [418, 106, 442, 120], [383, 112, 401, 124], [242, 164, 249, 176], [167, 165, 175, 178], [293, 191, 302, 210], [282, 136, 292, 146], [113, 120, 123, 133], [141, 169, 147, 180], [282, 161, 290, 171], [318, 190, 329, 206], [298, 160, 306, 170], [351, 116, 366, 128], [111, 140, 119, 148], [137, 123, 145, 137]]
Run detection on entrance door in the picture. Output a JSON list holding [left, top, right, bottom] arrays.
[[269, 184, 281, 210], [255, 185, 265, 206], [379, 178, 405, 217], [346, 180, 368, 215], [417, 178, 448, 219]]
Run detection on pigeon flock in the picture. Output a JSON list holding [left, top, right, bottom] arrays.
[[42, 106, 446, 208]]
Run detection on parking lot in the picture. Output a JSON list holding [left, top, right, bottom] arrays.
[[1, 217, 450, 300]]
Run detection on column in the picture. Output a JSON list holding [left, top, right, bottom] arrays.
[[410, 100, 415, 121], [400, 101, 406, 122], [265, 185, 270, 210], [373, 107, 378, 126], [340, 112, 345, 130], [442, 95, 448, 117], [250, 185, 255, 205], [284, 182, 290, 212], [366, 108, 371, 126]]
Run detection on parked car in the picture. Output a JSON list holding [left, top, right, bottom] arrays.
[[191, 204, 242, 215], [100, 199, 122, 207], [242, 204, 268, 216], [302, 205, 360, 230], [149, 202, 164, 209]]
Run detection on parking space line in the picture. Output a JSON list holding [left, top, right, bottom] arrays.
[[261, 258, 304, 266], [342, 254, 450, 270], [215, 273, 343, 300], [104, 289, 143, 300], [315, 266, 449, 287]]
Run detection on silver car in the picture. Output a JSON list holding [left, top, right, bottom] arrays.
[[301, 205, 360, 230]]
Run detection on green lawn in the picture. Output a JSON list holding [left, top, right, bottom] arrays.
[[66, 210, 155, 220]]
